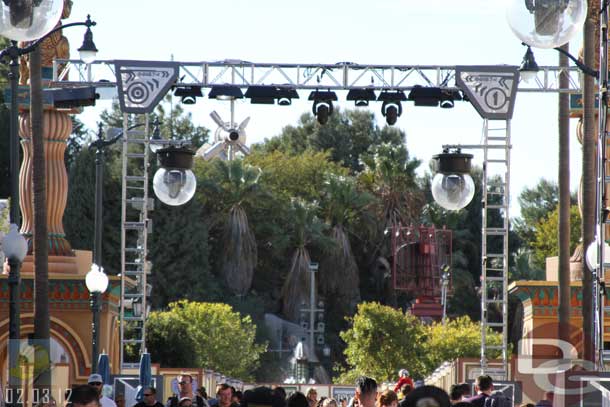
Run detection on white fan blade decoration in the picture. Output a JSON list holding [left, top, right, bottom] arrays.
[[210, 111, 230, 132]]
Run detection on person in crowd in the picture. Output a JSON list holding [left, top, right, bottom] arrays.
[[449, 384, 465, 405], [232, 391, 243, 406], [271, 386, 287, 403], [393, 370, 414, 395], [178, 398, 193, 407], [339, 399, 347, 407], [68, 385, 102, 407], [397, 384, 412, 401], [377, 390, 397, 407], [316, 397, 327, 407], [216, 383, 235, 407], [133, 387, 163, 407], [534, 391, 553, 407], [287, 392, 309, 407], [305, 388, 318, 407], [115, 394, 125, 407], [167, 375, 207, 407], [399, 386, 450, 407], [197, 388, 208, 401], [351, 376, 378, 407], [322, 398, 337, 407], [463, 375, 493, 407], [520, 404, 535, 407], [88, 374, 116, 407]]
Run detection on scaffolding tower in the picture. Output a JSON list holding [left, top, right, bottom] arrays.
[[119, 115, 151, 370]]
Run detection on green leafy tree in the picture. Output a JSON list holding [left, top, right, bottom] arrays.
[[424, 316, 504, 373], [338, 302, 428, 383], [254, 109, 403, 173], [246, 149, 348, 202], [146, 300, 266, 380], [0, 37, 13, 199], [532, 205, 582, 270], [65, 116, 90, 170]]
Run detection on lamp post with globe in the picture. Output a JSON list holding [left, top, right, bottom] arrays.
[[85, 264, 109, 373], [2, 224, 27, 398]]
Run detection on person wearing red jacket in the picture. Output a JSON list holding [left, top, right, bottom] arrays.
[[392, 369, 414, 395]]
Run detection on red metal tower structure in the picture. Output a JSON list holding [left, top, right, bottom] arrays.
[[392, 225, 452, 321]]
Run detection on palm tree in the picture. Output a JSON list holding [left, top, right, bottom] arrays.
[[360, 142, 422, 231], [280, 199, 331, 321], [201, 159, 262, 296], [359, 143, 423, 301], [319, 174, 375, 310]]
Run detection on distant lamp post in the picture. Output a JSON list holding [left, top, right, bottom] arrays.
[[153, 146, 197, 206], [85, 264, 108, 373], [431, 149, 475, 211], [3, 223, 27, 391]]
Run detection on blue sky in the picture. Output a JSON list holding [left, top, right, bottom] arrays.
[[62, 0, 584, 216]]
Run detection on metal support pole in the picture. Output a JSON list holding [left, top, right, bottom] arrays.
[[7, 42, 21, 406], [309, 263, 316, 380], [94, 129, 104, 267], [90, 292, 100, 372]]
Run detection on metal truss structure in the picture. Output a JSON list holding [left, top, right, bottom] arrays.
[[49, 57, 585, 374], [52, 59, 583, 93]]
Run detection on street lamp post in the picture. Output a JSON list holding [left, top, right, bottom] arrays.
[[85, 123, 120, 372], [2, 224, 27, 398], [85, 264, 108, 373]]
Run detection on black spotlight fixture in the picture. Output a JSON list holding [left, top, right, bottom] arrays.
[[408, 86, 443, 107], [174, 85, 203, 105], [244, 85, 300, 105], [276, 86, 299, 106], [245, 85, 276, 104], [208, 84, 244, 100], [377, 90, 406, 126], [439, 89, 463, 109], [309, 90, 338, 125], [346, 88, 377, 107]]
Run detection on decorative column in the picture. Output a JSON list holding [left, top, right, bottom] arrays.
[[17, 0, 78, 274]]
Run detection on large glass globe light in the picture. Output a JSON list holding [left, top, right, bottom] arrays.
[[585, 241, 610, 271], [431, 173, 475, 211], [431, 151, 475, 211], [507, 0, 587, 49], [0, 0, 63, 41], [153, 168, 196, 206]]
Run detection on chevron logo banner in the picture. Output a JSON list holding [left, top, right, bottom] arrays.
[[115, 60, 179, 114], [455, 66, 519, 120]]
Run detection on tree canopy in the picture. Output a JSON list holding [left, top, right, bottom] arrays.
[[146, 300, 266, 380]]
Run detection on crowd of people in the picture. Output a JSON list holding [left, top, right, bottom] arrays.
[[42, 371, 554, 407]]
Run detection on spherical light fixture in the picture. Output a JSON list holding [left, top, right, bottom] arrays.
[[431, 151, 475, 211], [153, 146, 197, 206], [585, 240, 610, 271], [506, 0, 587, 49], [85, 263, 109, 294], [2, 223, 27, 262], [0, 0, 63, 41]]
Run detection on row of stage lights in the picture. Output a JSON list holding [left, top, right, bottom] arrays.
[[172, 84, 465, 125]]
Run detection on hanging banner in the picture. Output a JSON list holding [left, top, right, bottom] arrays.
[[455, 66, 519, 120], [114, 60, 179, 114]]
